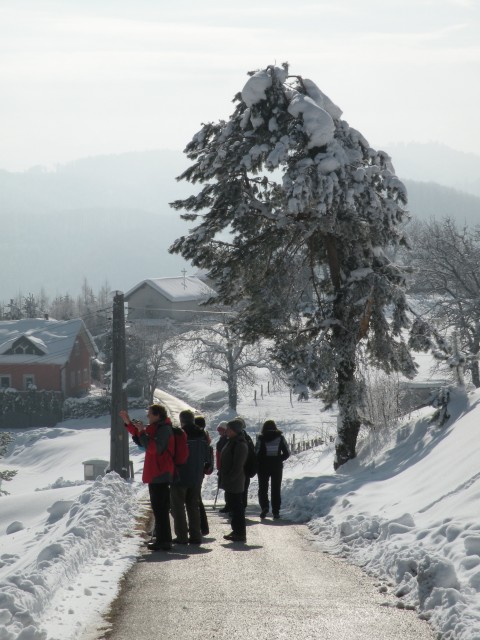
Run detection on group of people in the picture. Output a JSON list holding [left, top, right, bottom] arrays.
[[120, 404, 290, 550]]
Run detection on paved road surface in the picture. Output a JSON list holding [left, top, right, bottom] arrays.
[[98, 504, 435, 640]]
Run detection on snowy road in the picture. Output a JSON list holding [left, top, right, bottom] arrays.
[[96, 506, 435, 640]]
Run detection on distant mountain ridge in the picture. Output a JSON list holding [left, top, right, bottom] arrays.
[[385, 142, 480, 198], [1, 146, 479, 303], [404, 179, 480, 227]]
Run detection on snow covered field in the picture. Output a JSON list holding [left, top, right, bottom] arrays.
[[1, 363, 480, 640]]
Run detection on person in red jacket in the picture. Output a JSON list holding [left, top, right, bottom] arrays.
[[120, 404, 188, 551]]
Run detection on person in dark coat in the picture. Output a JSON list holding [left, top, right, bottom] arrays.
[[194, 415, 212, 535], [215, 422, 229, 513], [170, 410, 210, 545], [255, 419, 290, 520], [234, 416, 254, 508], [219, 418, 248, 542]]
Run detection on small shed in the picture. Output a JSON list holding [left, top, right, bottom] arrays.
[[82, 459, 109, 480]]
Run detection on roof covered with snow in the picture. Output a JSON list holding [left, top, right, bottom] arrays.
[[125, 276, 217, 303], [0, 318, 96, 365]]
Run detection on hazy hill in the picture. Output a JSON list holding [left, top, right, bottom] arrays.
[[385, 142, 480, 198], [405, 179, 480, 227], [0, 207, 192, 302], [1, 146, 479, 303], [0, 150, 194, 302], [0, 149, 189, 214]]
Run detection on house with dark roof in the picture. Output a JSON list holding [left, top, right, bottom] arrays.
[[124, 275, 217, 324], [0, 318, 97, 397]]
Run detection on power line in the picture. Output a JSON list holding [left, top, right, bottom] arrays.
[[127, 305, 237, 316]]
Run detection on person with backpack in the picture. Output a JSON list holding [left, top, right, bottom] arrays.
[[219, 418, 248, 543], [170, 410, 211, 545], [255, 419, 290, 520], [120, 404, 188, 551]]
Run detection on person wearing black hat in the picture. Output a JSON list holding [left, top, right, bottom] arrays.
[[219, 418, 248, 542]]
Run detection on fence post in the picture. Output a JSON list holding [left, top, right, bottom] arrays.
[[254, 389, 257, 406], [261, 384, 263, 399]]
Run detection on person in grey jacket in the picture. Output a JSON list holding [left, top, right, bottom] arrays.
[[219, 418, 248, 542], [255, 419, 290, 520]]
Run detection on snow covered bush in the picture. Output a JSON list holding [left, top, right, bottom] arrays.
[[0, 431, 17, 495]]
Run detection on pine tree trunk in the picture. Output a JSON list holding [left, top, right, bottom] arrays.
[[325, 233, 362, 470], [471, 360, 480, 388], [334, 356, 361, 470]]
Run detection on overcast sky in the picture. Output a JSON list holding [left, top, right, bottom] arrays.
[[1, 0, 479, 172]]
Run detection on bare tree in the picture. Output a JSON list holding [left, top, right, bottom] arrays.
[[410, 218, 480, 387], [127, 323, 179, 403], [180, 319, 271, 411], [360, 364, 402, 433]]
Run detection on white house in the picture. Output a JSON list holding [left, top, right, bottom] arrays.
[[124, 275, 217, 324]]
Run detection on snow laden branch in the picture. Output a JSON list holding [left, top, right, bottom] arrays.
[[169, 63, 413, 468]]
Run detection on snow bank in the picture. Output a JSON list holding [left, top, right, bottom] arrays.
[[0, 473, 144, 640], [281, 389, 480, 640]]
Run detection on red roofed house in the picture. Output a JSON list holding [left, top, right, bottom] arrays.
[[0, 318, 97, 397]]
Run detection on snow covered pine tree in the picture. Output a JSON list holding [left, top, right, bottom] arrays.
[[169, 64, 416, 469]]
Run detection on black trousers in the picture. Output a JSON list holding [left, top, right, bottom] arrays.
[[225, 491, 246, 537], [243, 476, 250, 508], [199, 498, 209, 534], [258, 463, 283, 515], [148, 482, 172, 545]]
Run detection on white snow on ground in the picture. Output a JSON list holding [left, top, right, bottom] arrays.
[[1, 357, 480, 640]]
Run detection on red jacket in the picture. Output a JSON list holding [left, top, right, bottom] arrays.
[[126, 418, 188, 484]]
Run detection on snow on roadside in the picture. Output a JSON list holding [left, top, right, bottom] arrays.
[[0, 473, 145, 640], [281, 388, 480, 640]]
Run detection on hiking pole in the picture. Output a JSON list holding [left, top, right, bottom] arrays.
[[213, 484, 220, 510]]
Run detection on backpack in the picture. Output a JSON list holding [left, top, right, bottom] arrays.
[[204, 444, 214, 475], [243, 432, 258, 478]]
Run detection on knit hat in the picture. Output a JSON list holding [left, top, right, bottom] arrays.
[[217, 421, 228, 435], [227, 418, 244, 435], [234, 416, 246, 429], [263, 419, 277, 431], [179, 409, 195, 427]]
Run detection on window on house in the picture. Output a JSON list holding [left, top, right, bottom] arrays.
[[83, 368, 89, 382], [74, 339, 80, 356], [23, 374, 35, 390], [7, 337, 43, 356], [1, 375, 11, 389], [70, 371, 76, 387]]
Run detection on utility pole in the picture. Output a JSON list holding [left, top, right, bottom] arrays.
[[110, 291, 130, 478]]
